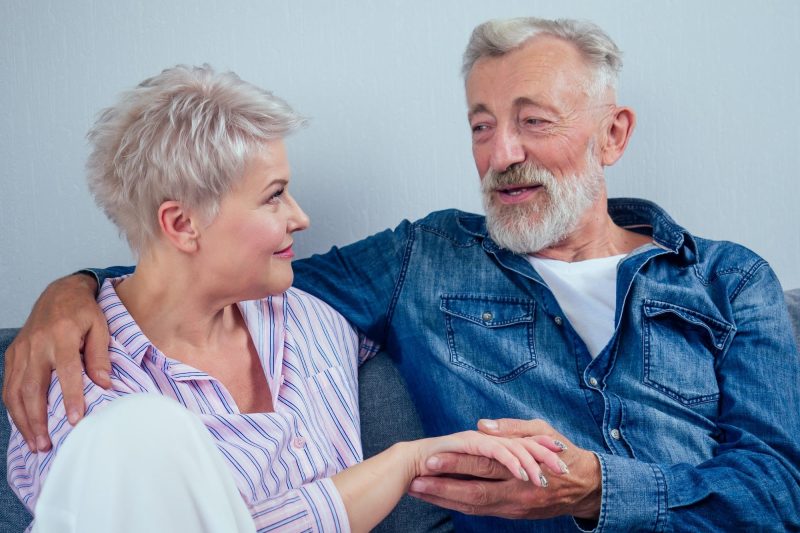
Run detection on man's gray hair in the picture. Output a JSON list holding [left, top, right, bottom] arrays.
[[462, 17, 623, 97], [87, 64, 306, 254]]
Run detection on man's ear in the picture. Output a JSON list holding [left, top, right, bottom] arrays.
[[157, 201, 200, 253], [600, 106, 636, 166]]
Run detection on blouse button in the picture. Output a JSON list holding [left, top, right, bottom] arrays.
[[554, 316, 563, 326], [610, 428, 621, 440], [482, 312, 493, 322], [292, 436, 306, 448]]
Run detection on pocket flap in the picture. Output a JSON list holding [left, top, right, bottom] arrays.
[[643, 300, 734, 351], [440, 295, 534, 328]]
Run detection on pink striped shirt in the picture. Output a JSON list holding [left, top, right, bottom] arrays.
[[7, 277, 378, 532]]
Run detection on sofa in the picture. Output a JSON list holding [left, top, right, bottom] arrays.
[[2, 289, 799, 532]]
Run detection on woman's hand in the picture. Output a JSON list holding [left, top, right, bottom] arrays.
[[2, 274, 109, 452], [408, 419, 601, 521], [412, 430, 568, 489]]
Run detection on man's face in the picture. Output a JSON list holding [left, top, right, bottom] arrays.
[[466, 35, 610, 253]]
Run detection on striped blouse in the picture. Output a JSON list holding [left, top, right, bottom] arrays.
[[7, 277, 378, 532]]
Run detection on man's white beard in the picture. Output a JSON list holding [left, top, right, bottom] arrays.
[[481, 149, 604, 255]]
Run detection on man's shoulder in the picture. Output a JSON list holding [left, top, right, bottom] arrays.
[[412, 208, 486, 243], [690, 236, 769, 282]]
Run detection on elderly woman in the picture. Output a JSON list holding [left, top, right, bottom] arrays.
[[6, 65, 567, 533]]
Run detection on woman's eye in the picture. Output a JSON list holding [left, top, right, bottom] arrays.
[[265, 188, 285, 204]]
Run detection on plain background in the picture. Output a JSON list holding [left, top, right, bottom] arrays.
[[1, 0, 798, 326]]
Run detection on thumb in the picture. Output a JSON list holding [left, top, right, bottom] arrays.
[[477, 417, 553, 437]]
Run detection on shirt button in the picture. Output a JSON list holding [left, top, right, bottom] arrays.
[[554, 316, 563, 326], [588, 377, 598, 387], [292, 436, 306, 448], [482, 312, 493, 322], [610, 429, 621, 440]]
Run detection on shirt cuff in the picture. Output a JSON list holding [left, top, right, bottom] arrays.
[[250, 478, 350, 533], [575, 453, 667, 532]]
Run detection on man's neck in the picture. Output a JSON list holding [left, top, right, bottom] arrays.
[[532, 198, 652, 262]]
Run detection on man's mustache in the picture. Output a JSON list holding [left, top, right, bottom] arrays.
[[481, 163, 554, 192]]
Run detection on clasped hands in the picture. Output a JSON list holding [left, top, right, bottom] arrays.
[[410, 418, 602, 521]]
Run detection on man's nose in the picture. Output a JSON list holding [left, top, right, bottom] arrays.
[[489, 127, 526, 173]]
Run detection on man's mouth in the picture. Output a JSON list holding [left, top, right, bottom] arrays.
[[495, 184, 543, 204]]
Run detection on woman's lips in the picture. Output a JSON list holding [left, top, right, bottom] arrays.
[[274, 244, 294, 259], [496, 185, 543, 205]]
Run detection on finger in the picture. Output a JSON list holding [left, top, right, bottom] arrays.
[[518, 437, 569, 478], [54, 347, 88, 426], [426, 452, 510, 480], [20, 353, 55, 451], [3, 343, 37, 451], [525, 434, 569, 453], [409, 487, 481, 516], [408, 475, 504, 513], [477, 417, 555, 438], [490, 437, 548, 487], [82, 318, 111, 389], [471, 436, 529, 482]]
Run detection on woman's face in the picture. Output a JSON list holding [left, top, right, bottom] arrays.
[[198, 139, 309, 300]]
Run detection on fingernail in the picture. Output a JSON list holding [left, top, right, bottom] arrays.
[[538, 473, 549, 488], [553, 439, 568, 451], [558, 459, 570, 474], [409, 479, 427, 493], [426, 456, 441, 470], [479, 419, 498, 430], [67, 410, 80, 425], [518, 467, 529, 482], [35, 435, 49, 451]]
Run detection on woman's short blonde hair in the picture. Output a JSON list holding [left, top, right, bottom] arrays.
[[86, 64, 305, 254]]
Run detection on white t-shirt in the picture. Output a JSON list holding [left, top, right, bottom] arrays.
[[528, 254, 626, 358]]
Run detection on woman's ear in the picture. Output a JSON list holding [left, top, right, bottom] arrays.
[[600, 106, 636, 167], [157, 201, 200, 253]]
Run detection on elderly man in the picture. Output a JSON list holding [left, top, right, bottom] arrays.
[[5, 17, 800, 531]]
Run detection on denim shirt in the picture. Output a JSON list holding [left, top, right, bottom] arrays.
[[290, 198, 800, 532], [94, 198, 800, 531]]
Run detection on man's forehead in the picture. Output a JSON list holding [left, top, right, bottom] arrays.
[[465, 35, 593, 111]]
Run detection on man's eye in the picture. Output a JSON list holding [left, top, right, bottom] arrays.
[[471, 124, 488, 134], [523, 117, 545, 126]]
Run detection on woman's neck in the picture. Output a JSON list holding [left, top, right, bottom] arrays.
[[115, 253, 239, 360]]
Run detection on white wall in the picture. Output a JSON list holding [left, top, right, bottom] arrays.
[[1, 0, 798, 326]]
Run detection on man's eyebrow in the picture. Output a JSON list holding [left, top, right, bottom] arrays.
[[513, 96, 558, 115], [468, 97, 559, 119], [467, 103, 490, 119]]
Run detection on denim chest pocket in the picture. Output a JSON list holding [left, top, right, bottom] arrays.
[[642, 300, 734, 405], [440, 295, 537, 383]]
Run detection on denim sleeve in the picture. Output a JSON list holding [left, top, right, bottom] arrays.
[[292, 220, 415, 345], [591, 262, 800, 531], [80, 266, 135, 294]]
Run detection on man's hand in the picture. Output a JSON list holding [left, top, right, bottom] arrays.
[[2, 274, 109, 452], [408, 418, 602, 521]]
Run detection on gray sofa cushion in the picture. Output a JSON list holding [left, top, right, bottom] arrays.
[[1, 289, 799, 531], [0, 329, 30, 532]]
